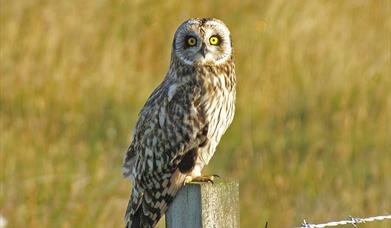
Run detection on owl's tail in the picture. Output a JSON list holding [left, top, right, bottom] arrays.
[[125, 170, 186, 228]]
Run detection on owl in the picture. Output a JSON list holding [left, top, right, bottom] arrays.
[[123, 18, 236, 228]]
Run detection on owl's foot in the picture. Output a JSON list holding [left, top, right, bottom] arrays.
[[184, 174, 220, 185]]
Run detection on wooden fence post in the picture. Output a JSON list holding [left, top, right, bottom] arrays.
[[165, 179, 239, 228]]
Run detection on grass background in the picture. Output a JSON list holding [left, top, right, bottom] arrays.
[[1, 0, 390, 227]]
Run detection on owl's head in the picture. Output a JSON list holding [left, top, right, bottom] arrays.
[[172, 18, 232, 65]]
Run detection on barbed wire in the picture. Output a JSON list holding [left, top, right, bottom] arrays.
[[296, 214, 391, 228]]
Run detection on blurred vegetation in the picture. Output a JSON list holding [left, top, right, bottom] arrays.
[[1, 0, 390, 227]]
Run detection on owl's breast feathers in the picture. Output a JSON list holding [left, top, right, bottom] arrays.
[[195, 59, 236, 165], [123, 58, 235, 228]]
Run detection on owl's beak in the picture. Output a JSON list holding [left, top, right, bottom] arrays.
[[200, 43, 207, 57]]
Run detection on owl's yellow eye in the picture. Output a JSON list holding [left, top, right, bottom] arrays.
[[187, 37, 197, 46], [209, 36, 220, 45]]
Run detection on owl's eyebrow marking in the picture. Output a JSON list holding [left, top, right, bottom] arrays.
[[199, 18, 209, 26], [199, 28, 205, 36]]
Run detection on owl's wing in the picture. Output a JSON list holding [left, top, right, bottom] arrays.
[[122, 78, 207, 176], [122, 80, 168, 179], [123, 79, 208, 228]]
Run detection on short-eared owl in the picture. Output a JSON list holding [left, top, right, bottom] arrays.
[[123, 18, 236, 228]]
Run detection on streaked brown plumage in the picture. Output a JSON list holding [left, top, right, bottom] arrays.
[[123, 18, 236, 228]]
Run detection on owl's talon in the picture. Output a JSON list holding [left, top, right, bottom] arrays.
[[184, 176, 193, 185], [189, 175, 216, 184]]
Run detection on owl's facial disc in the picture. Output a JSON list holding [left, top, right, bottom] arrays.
[[173, 18, 232, 65]]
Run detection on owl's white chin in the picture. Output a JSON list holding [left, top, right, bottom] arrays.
[[194, 53, 214, 65]]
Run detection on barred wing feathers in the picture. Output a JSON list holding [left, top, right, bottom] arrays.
[[123, 78, 208, 228]]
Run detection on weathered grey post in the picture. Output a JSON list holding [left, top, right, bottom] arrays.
[[165, 180, 239, 228]]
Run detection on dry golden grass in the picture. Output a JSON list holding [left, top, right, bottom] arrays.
[[1, 0, 390, 227]]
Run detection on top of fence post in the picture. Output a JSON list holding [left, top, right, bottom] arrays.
[[165, 179, 239, 228]]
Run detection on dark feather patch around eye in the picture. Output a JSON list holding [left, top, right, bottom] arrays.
[[184, 35, 197, 48], [211, 34, 223, 46]]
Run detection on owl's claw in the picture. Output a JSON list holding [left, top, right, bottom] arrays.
[[184, 176, 193, 185], [184, 174, 220, 185]]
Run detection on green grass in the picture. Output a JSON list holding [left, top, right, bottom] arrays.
[[1, 0, 390, 227]]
